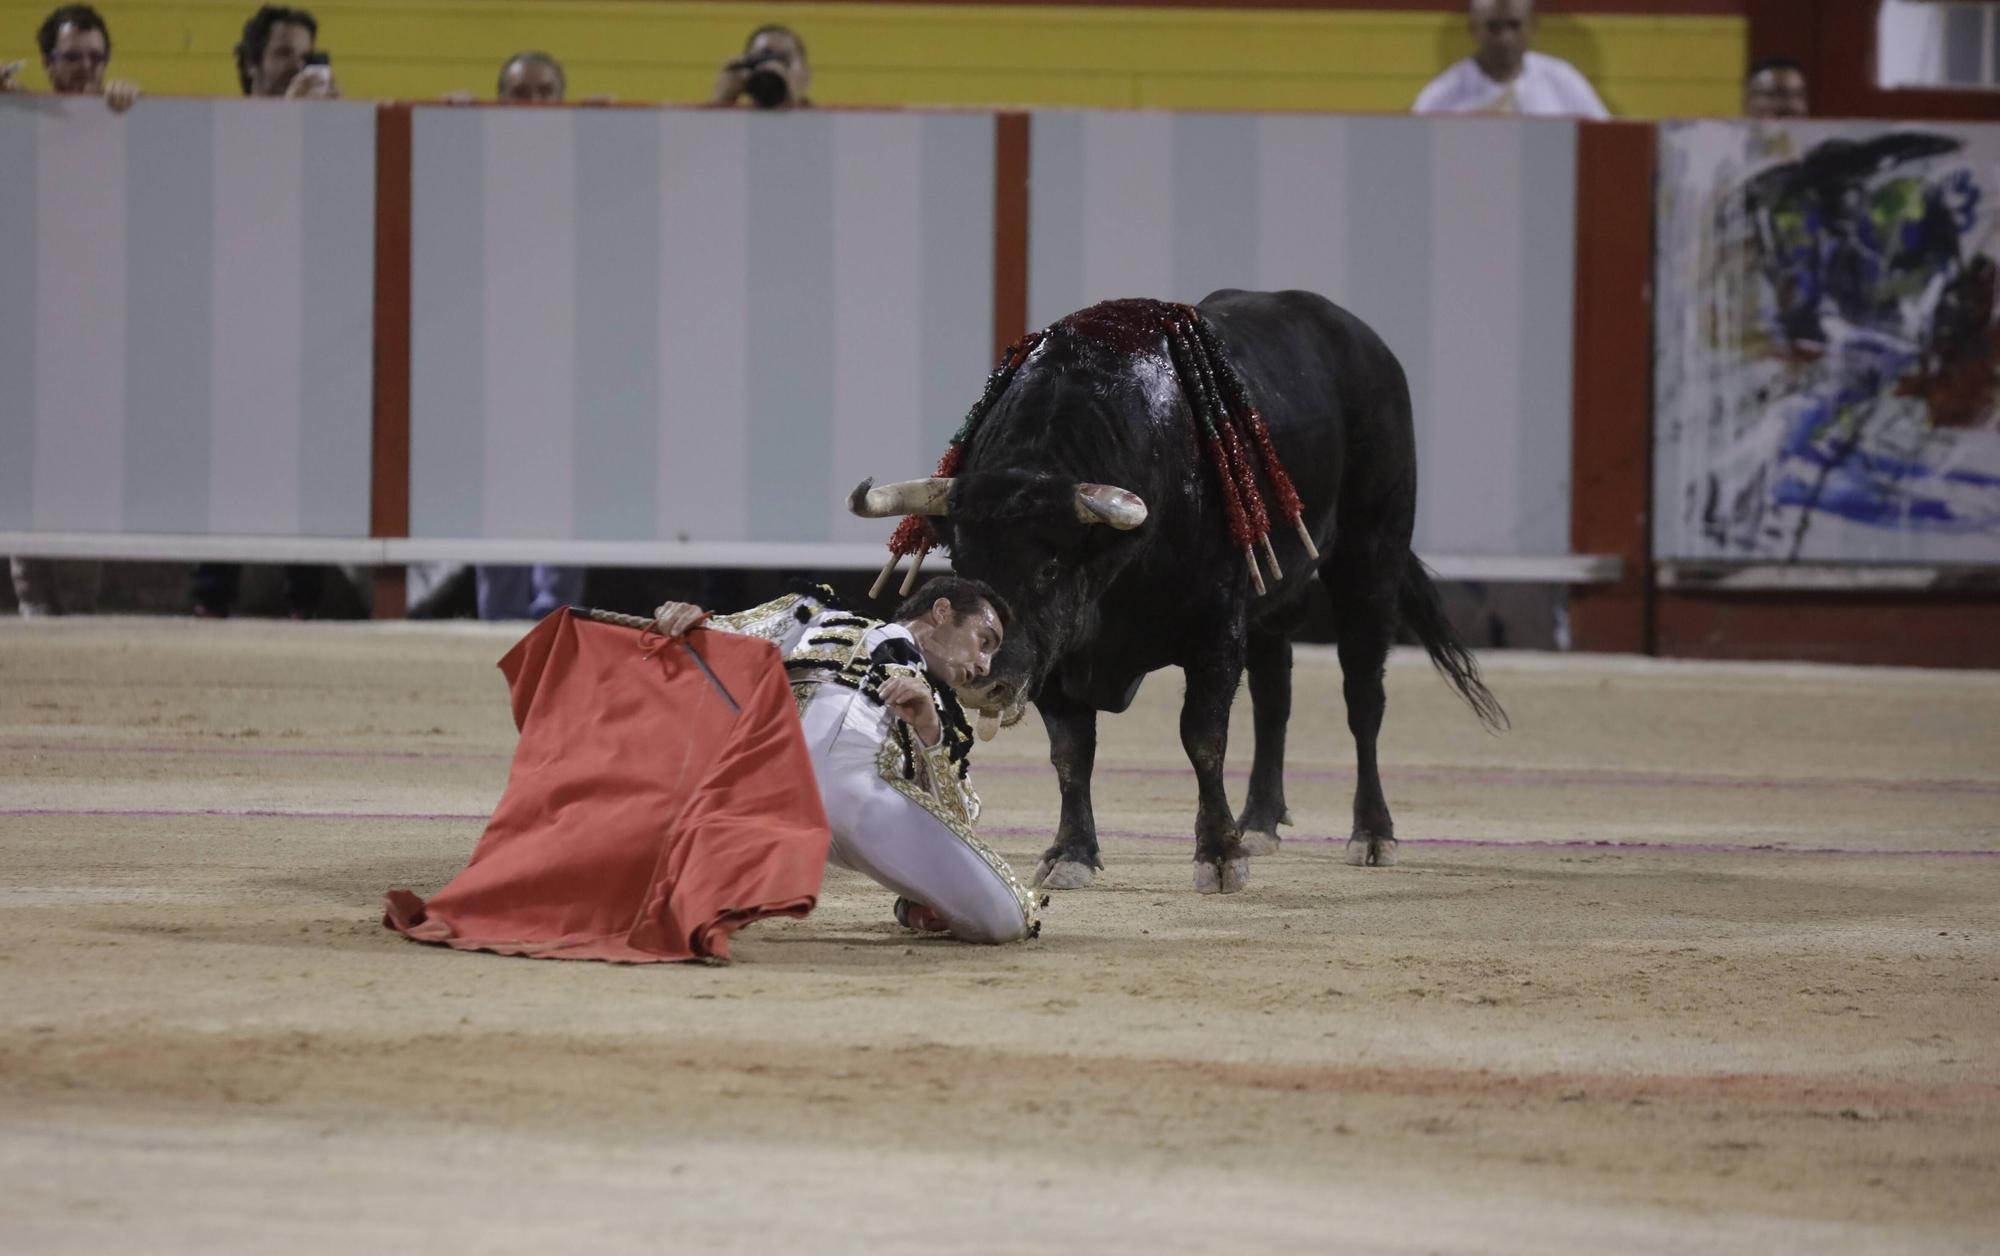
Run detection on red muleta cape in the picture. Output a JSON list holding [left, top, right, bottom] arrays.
[[384, 610, 832, 963]]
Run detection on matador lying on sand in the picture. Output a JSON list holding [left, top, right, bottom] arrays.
[[385, 577, 1040, 962]]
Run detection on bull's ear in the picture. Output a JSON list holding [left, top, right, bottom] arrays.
[[848, 477, 954, 518], [1073, 483, 1148, 530]]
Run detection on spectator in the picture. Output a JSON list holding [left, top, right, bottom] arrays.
[[424, 47, 590, 620], [1744, 56, 1810, 119], [0, 4, 139, 112], [190, 10, 338, 620], [499, 50, 564, 102], [475, 565, 584, 622], [186, 8, 334, 618], [4, 5, 139, 617], [442, 50, 613, 107], [9, 557, 101, 618], [235, 5, 336, 99], [709, 24, 811, 110], [1414, 0, 1609, 119], [189, 562, 328, 620]]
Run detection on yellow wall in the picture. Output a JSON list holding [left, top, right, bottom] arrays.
[[2, 1, 1746, 116]]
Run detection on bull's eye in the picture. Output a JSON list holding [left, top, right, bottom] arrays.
[[1036, 559, 1062, 588]]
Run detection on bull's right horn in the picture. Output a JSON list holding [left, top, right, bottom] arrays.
[[847, 478, 954, 519], [1073, 484, 1149, 530]]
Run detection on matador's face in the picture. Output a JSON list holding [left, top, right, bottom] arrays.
[[912, 600, 1003, 692]]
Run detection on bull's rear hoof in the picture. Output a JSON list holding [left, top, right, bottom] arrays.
[[1344, 836, 1399, 867], [1033, 859, 1096, 890], [1194, 856, 1250, 895], [1238, 829, 1282, 857]]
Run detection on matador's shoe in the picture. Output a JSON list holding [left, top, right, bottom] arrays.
[[893, 897, 950, 934]]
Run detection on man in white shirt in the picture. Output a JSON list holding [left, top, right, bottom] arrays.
[[1744, 56, 1810, 119], [1413, 0, 1610, 119]]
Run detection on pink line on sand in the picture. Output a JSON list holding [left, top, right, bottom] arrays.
[[11, 741, 1997, 799], [4, 809, 1993, 857]]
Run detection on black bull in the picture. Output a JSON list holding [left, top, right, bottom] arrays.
[[852, 289, 1504, 894]]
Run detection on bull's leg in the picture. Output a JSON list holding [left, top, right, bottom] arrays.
[[1032, 689, 1102, 890], [1183, 654, 1250, 895], [1325, 547, 1400, 867], [1235, 629, 1293, 856]]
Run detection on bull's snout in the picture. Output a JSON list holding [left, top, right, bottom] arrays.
[[960, 663, 1034, 732]]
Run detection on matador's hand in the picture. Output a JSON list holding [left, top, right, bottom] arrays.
[[649, 601, 709, 637], [880, 675, 941, 748]]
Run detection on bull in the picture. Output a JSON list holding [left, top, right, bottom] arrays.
[[850, 289, 1504, 895]]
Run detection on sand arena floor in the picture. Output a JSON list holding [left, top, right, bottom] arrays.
[[0, 615, 1996, 1254]]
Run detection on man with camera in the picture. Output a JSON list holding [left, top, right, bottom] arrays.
[[708, 24, 811, 110], [235, 5, 336, 99]]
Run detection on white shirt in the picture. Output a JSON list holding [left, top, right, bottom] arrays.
[[1413, 51, 1610, 119]]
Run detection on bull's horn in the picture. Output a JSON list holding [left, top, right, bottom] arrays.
[[847, 477, 955, 518], [1073, 484, 1149, 530]]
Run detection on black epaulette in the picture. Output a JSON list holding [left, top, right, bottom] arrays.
[[868, 637, 926, 669], [788, 580, 849, 612], [928, 675, 976, 780]]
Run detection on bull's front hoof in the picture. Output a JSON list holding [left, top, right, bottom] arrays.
[[1238, 829, 1282, 857], [1344, 836, 1399, 867], [1033, 859, 1097, 890], [1193, 856, 1250, 895]]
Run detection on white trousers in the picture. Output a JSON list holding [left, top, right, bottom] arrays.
[[799, 685, 1029, 944]]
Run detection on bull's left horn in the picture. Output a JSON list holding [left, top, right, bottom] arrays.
[[1073, 484, 1149, 530], [847, 477, 954, 519]]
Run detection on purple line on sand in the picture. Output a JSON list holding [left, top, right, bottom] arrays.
[[11, 742, 1996, 799], [6, 808, 1993, 857], [981, 826, 2000, 858], [981, 761, 2000, 797]]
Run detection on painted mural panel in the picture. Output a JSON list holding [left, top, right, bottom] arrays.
[[1655, 120, 2000, 564]]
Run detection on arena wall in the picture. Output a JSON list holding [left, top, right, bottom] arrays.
[[2, 98, 1598, 578], [4, 88, 1996, 664]]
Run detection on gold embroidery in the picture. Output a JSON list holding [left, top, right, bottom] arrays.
[[720, 600, 1037, 934], [706, 593, 809, 644], [781, 619, 879, 721], [788, 644, 859, 668], [874, 735, 1039, 935]]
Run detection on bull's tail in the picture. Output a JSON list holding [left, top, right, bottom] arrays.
[[1398, 552, 1508, 731]]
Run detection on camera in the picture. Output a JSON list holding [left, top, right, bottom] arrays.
[[293, 49, 335, 96], [736, 50, 791, 109]]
